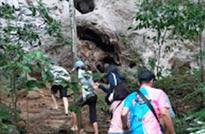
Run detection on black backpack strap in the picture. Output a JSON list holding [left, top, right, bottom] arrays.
[[136, 90, 160, 124], [113, 100, 123, 111], [110, 100, 123, 119]]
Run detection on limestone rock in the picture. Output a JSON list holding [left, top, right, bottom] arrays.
[[4, 0, 201, 75], [26, 90, 43, 100]]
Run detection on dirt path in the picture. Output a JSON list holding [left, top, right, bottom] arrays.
[[13, 87, 110, 134]]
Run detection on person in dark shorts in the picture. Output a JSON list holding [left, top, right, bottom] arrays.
[[50, 63, 70, 115], [51, 85, 67, 98], [71, 60, 99, 134]]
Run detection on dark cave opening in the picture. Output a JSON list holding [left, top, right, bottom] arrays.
[[96, 64, 104, 73], [74, 0, 95, 14], [77, 26, 115, 52], [129, 62, 136, 68], [96, 56, 117, 73], [103, 56, 116, 64], [77, 26, 120, 73]]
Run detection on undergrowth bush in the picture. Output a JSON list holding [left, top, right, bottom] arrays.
[[0, 104, 26, 134]]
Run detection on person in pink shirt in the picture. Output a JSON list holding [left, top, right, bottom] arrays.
[[121, 70, 176, 134], [108, 99, 130, 134], [95, 64, 130, 134]]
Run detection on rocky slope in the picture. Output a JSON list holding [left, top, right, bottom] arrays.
[[2, 0, 201, 74], [2, 87, 109, 134]]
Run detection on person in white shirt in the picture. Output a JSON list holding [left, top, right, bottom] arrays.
[[71, 61, 99, 134], [50, 63, 70, 115]]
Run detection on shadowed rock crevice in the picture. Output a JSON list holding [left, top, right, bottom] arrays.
[[77, 26, 120, 72], [74, 0, 95, 14], [77, 26, 115, 52], [129, 62, 136, 68], [96, 56, 117, 73]]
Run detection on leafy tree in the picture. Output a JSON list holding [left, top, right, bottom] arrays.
[[130, 0, 205, 133], [130, 0, 205, 78], [0, 1, 70, 133]]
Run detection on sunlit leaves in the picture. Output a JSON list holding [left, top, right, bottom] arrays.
[[26, 80, 46, 90], [0, 3, 16, 19], [133, 0, 205, 42]]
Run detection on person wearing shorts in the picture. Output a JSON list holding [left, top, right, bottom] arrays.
[[50, 63, 70, 115], [51, 85, 67, 98]]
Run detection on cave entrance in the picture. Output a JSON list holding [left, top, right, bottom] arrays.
[[77, 26, 119, 72], [77, 26, 115, 52], [74, 0, 95, 14]]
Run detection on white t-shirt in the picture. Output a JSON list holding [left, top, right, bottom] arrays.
[[78, 69, 97, 100], [51, 65, 70, 85]]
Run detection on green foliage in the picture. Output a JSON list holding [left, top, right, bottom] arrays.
[[0, 1, 70, 133], [92, 73, 103, 81], [34, 1, 71, 45], [98, 102, 110, 112], [26, 80, 46, 89], [97, 97, 110, 112], [69, 105, 81, 114], [121, 70, 138, 92], [0, 104, 25, 134], [175, 110, 205, 134], [155, 68, 205, 133], [123, 66, 205, 133], [133, 0, 205, 43], [0, 1, 69, 91], [131, 0, 205, 78]]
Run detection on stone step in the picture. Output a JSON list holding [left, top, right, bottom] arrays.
[[49, 115, 69, 120], [44, 119, 71, 129], [27, 109, 42, 113], [45, 119, 67, 125], [48, 109, 65, 116]]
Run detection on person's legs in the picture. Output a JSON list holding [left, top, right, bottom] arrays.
[[71, 112, 78, 131], [88, 96, 99, 134], [51, 85, 58, 109], [93, 122, 99, 134], [51, 94, 58, 109], [62, 97, 69, 115], [59, 85, 69, 115], [71, 97, 87, 131]]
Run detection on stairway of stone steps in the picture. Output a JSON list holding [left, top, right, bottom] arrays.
[[45, 108, 71, 128], [15, 88, 75, 134], [4, 87, 110, 134]]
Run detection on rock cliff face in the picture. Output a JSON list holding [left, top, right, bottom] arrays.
[[2, 0, 201, 74]]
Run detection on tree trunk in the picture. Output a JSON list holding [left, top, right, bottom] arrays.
[[12, 70, 18, 126], [68, 1, 81, 133], [200, 30, 205, 82], [69, 0, 78, 65]]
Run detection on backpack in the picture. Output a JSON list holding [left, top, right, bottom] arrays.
[[108, 73, 130, 102]]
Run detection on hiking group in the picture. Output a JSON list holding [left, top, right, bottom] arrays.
[[50, 60, 176, 134]]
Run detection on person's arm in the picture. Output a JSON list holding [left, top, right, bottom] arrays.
[[158, 90, 176, 134], [160, 108, 176, 134], [98, 84, 109, 93], [165, 94, 176, 118], [107, 74, 115, 94], [97, 74, 115, 93], [121, 95, 132, 130], [121, 107, 129, 130]]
